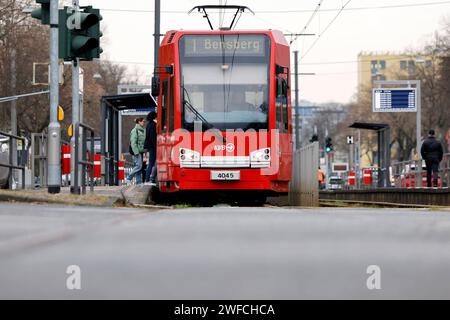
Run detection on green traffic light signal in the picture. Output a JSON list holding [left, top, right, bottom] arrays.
[[31, 0, 50, 25], [59, 6, 103, 61], [325, 137, 333, 153]]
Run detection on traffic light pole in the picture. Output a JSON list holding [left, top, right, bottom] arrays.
[[154, 0, 160, 67], [47, 0, 61, 193], [70, 0, 81, 194]]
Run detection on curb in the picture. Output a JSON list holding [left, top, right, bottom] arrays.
[[0, 190, 123, 208]]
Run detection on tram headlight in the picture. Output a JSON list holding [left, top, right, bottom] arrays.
[[250, 148, 270, 168], [179, 148, 200, 168]]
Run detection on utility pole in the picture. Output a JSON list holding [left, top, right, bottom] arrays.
[[154, 0, 160, 67], [416, 81, 422, 157], [10, 48, 17, 188], [47, 0, 61, 193], [293, 50, 299, 150]]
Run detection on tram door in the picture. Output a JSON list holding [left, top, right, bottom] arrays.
[[157, 76, 176, 182], [275, 67, 292, 181]]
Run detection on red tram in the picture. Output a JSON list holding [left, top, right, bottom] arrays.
[[153, 29, 292, 204]]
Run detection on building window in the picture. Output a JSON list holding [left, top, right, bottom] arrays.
[[400, 60, 407, 69], [372, 74, 386, 82]]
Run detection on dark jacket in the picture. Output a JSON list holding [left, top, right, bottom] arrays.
[[421, 136, 444, 162], [144, 121, 157, 150]]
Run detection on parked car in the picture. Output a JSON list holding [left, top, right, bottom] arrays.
[[328, 175, 344, 190]]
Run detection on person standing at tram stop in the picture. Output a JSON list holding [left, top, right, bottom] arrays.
[[125, 117, 146, 185], [420, 129, 444, 188], [144, 111, 157, 185]]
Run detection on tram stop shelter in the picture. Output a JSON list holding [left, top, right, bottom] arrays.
[[349, 122, 391, 188], [101, 93, 157, 185]]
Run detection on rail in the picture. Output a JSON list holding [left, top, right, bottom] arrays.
[[0, 130, 26, 189], [73, 122, 95, 194]]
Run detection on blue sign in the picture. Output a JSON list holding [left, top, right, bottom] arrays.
[[373, 88, 417, 112]]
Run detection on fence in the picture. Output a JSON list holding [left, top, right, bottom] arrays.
[[336, 153, 450, 190], [30, 133, 47, 187], [289, 142, 319, 206], [73, 122, 96, 194], [391, 154, 450, 188], [0, 130, 26, 189]]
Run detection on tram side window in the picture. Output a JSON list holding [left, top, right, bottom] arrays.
[[282, 76, 289, 131], [161, 79, 168, 132], [276, 76, 288, 132], [169, 77, 175, 132]]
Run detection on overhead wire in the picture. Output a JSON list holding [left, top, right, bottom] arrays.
[[99, 1, 450, 14], [290, 0, 324, 45], [300, 0, 352, 60]]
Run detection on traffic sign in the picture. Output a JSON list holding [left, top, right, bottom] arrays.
[[347, 135, 354, 144], [372, 88, 417, 112]]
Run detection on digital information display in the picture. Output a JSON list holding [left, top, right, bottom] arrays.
[[372, 88, 417, 112], [183, 35, 266, 57]]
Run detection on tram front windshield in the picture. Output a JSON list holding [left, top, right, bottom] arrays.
[[180, 34, 270, 131]]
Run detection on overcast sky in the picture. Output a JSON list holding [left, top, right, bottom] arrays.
[[74, 0, 450, 104]]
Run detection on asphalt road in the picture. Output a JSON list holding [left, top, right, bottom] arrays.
[[0, 202, 450, 299]]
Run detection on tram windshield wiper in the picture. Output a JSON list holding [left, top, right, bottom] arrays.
[[182, 86, 226, 142]]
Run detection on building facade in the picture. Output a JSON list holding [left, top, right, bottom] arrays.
[[357, 52, 434, 89]]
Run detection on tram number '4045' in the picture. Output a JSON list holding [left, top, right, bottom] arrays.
[[211, 171, 240, 180]]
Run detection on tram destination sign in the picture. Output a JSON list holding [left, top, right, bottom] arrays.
[[372, 88, 417, 113], [184, 35, 266, 57]]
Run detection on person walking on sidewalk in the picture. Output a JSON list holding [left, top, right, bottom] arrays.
[[420, 129, 444, 188], [126, 117, 146, 185]]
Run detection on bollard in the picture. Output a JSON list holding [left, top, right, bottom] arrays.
[[94, 154, 101, 178], [61, 144, 71, 175], [348, 171, 356, 187], [118, 161, 125, 181], [363, 169, 372, 186]]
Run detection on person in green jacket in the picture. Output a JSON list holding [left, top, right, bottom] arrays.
[[126, 117, 146, 184]]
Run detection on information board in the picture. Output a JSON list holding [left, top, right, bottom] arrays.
[[372, 88, 417, 112], [183, 35, 266, 57]]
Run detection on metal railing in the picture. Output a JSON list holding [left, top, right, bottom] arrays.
[[337, 153, 450, 190], [73, 122, 95, 194], [0, 130, 26, 189], [391, 154, 450, 188], [30, 132, 47, 187]]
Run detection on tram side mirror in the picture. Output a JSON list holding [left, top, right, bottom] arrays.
[[151, 77, 160, 97]]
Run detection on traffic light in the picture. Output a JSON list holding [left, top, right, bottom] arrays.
[[309, 134, 318, 143], [31, 0, 50, 25], [59, 6, 103, 61], [325, 137, 333, 153]]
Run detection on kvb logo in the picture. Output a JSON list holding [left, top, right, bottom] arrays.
[[213, 143, 235, 152], [226, 143, 235, 152]]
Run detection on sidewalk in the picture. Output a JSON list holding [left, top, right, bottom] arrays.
[[0, 185, 170, 209], [0, 186, 125, 207]]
